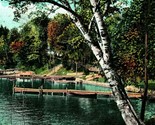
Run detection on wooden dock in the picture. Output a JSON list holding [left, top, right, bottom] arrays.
[[1, 74, 143, 99], [0, 75, 76, 81], [13, 87, 142, 99], [13, 87, 109, 95]]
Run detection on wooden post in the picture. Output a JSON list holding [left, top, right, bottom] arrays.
[[66, 88, 68, 96], [12, 78, 16, 95], [140, 0, 150, 121], [76, 62, 77, 78], [140, 32, 148, 121], [12, 81, 15, 95], [39, 85, 43, 95]]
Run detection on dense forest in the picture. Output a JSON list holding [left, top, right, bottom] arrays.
[[0, 0, 155, 83], [0, 13, 95, 73]]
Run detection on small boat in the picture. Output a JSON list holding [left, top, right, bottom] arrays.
[[69, 91, 97, 99]]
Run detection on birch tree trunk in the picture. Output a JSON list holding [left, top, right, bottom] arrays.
[[89, 0, 145, 125], [67, 1, 145, 125]]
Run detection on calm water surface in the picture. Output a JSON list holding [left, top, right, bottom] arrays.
[[0, 79, 155, 125]]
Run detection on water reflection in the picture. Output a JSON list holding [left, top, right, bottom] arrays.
[[16, 79, 111, 92], [0, 78, 125, 125], [1, 79, 155, 125]]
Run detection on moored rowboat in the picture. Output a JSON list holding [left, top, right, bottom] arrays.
[[69, 91, 97, 98]]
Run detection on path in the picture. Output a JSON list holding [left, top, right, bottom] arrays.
[[46, 64, 63, 76], [85, 74, 101, 81]]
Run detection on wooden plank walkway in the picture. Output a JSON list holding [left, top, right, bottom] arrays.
[[53, 80, 79, 84], [13, 87, 142, 99], [1, 75, 142, 99], [0, 75, 75, 81], [13, 87, 108, 94]]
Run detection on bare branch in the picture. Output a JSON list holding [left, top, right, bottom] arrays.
[[88, 15, 95, 32], [88, 0, 100, 32], [103, 2, 109, 15]]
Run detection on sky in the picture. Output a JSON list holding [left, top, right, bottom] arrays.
[[0, 0, 132, 29], [0, 1, 23, 29], [0, 1, 67, 29]]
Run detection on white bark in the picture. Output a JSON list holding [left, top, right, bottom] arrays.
[[69, 13, 102, 60], [90, 0, 145, 125], [91, 4, 109, 62]]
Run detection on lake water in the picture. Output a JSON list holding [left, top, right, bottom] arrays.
[[0, 78, 155, 125]]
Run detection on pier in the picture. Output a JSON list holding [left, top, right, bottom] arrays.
[[0, 74, 143, 99], [0, 74, 79, 85], [13, 87, 110, 95], [13, 87, 142, 99], [0, 74, 76, 81]]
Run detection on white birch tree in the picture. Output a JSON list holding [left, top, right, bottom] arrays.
[[6, 0, 145, 124]]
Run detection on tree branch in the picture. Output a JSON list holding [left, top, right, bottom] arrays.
[[9, 0, 80, 18], [103, 1, 110, 16], [88, 15, 95, 32]]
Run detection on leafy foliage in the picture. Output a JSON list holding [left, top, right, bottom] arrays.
[[106, 0, 155, 83], [0, 26, 11, 68], [47, 13, 95, 71], [10, 41, 24, 53], [0, 0, 154, 83], [47, 20, 59, 45]]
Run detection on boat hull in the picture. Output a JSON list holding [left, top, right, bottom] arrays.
[[69, 92, 97, 99]]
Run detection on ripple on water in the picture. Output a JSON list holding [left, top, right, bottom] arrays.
[[0, 80, 126, 125]]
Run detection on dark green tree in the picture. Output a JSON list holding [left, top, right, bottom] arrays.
[[13, 14, 50, 70], [47, 14, 95, 71], [0, 25, 12, 68]]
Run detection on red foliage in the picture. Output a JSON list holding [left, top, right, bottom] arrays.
[[123, 58, 136, 69], [125, 28, 140, 41], [47, 21, 59, 45], [10, 41, 24, 53]]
